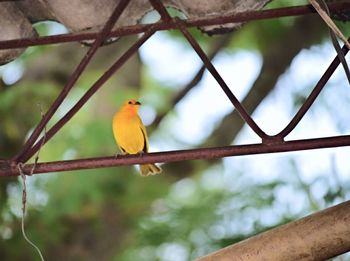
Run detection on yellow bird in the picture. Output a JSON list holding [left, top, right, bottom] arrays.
[[112, 99, 161, 176]]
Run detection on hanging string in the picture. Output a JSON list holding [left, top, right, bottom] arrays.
[[16, 103, 48, 261], [17, 163, 45, 261]]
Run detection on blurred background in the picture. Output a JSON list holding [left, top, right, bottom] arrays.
[[1, 0, 350, 260]]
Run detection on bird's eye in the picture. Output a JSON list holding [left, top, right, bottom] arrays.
[[128, 101, 132, 105]]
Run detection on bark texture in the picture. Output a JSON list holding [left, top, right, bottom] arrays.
[[197, 200, 350, 261]]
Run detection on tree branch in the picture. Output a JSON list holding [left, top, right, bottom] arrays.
[[196, 200, 350, 260]]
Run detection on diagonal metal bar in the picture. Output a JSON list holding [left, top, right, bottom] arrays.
[[174, 18, 268, 140], [157, 1, 271, 142], [1, 3, 350, 50], [19, 29, 156, 163], [277, 36, 350, 139], [317, 0, 350, 85], [149, 0, 172, 21], [153, 34, 233, 127], [14, 0, 131, 163], [2, 135, 350, 177]]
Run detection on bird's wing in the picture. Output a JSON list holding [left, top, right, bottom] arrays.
[[137, 115, 149, 153], [139, 126, 149, 153]]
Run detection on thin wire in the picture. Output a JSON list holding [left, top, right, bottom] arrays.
[[33, 103, 48, 166], [16, 103, 47, 261], [309, 0, 350, 49], [17, 163, 45, 261]]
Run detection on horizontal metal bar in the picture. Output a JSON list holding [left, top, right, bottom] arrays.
[[0, 2, 349, 50], [2, 135, 350, 176]]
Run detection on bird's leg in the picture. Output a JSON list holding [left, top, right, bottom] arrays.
[[115, 146, 128, 158], [115, 151, 127, 158], [137, 151, 145, 157]]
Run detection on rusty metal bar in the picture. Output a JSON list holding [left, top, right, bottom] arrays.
[[174, 18, 268, 139], [317, 0, 350, 85], [277, 37, 350, 139], [153, 35, 232, 126], [1, 3, 350, 50], [2, 135, 350, 176], [14, 0, 131, 163], [19, 29, 156, 163], [149, 0, 172, 21]]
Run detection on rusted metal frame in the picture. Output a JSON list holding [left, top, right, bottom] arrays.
[[2, 134, 350, 177], [1, 0, 349, 176], [276, 37, 350, 139], [19, 29, 156, 163], [173, 18, 268, 140], [1, 2, 350, 50], [13, 0, 131, 163]]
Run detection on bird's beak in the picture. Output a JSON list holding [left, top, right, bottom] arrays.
[[135, 101, 141, 105]]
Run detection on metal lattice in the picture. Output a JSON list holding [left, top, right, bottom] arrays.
[[0, 1, 350, 176]]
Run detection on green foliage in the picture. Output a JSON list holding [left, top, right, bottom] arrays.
[[116, 159, 348, 260], [266, 0, 309, 8]]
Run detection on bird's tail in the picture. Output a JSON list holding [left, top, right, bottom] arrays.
[[139, 164, 162, 176]]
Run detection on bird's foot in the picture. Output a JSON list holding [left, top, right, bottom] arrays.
[[137, 151, 145, 157], [115, 151, 127, 158]]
